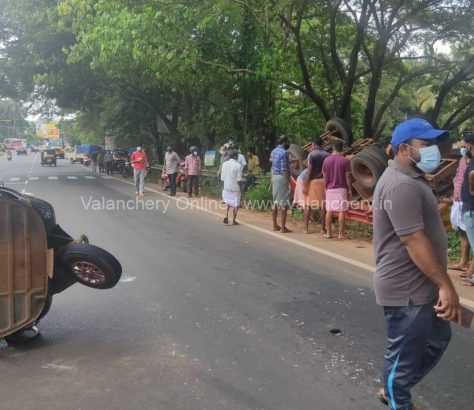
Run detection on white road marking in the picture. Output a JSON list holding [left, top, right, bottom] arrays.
[[48, 176, 58, 180], [29, 176, 39, 181], [67, 176, 78, 180], [101, 175, 114, 179], [119, 276, 137, 283], [9, 178, 20, 182], [84, 176, 96, 180], [41, 364, 77, 371]]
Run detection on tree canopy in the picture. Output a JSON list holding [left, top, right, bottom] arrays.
[[1, 0, 473, 159]]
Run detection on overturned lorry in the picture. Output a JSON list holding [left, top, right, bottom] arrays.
[[287, 118, 457, 226]]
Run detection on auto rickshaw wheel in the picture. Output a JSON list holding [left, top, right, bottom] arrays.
[[61, 243, 122, 289]]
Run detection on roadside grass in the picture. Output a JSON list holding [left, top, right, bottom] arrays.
[[447, 230, 462, 261]]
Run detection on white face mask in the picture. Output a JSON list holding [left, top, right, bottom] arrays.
[[406, 144, 441, 174], [192, 151, 198, 156]]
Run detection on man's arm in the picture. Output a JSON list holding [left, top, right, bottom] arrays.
[[399, 231, 461, 322], [303, 161, 313, 195], [469, 170, 474, 195]]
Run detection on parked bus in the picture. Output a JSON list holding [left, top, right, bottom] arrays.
[[4, 138, 26, 150]]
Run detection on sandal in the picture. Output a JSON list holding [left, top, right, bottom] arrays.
[[460, 278, 474, 287], [450, 264, 469, 272], [223, 217, 229, 225], [377, 388, 388, 406]]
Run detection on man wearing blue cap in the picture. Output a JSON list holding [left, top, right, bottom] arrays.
[[373, 118, 461, 410]]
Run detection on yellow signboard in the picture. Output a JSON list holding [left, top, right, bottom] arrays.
[[36, 123, 60, 140]]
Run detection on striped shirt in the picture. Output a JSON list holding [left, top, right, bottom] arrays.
[[270, 145, 290, 175], [454, 157, 468, 202]]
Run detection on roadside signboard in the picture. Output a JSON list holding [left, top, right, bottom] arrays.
[[204, 150, 216, 167]]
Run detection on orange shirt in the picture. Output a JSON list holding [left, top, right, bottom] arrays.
[[131, 151, 147, 170]]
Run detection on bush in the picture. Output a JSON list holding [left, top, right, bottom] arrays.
[[200, 175, 221, 198], [244, 170, 273, 211]]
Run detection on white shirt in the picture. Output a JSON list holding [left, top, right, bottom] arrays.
[[237, 153, 247, 167], [221, 159, 243, 192], [164, 151, 181, 174]]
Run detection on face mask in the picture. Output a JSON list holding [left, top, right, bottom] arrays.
[[192, 151, 198, 156], [461, 147, 468, 157], [407, 144, 441, 174]]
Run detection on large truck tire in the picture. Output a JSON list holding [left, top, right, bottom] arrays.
[[325, 118, 354, 146], [351, 149, 388, 191], [287, 144, 307, 178]]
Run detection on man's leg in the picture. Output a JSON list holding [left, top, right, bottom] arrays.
[[338, 211, 346, 239], [134, 169, 140, 194], [281, 206, 289, 232], [412, 315, 451, 385], [325, 211, 333, 238], [169, 172, 177, 196], [139, 170, 145, 195], [233, 206, 238, 224], [304, 205, 311, 233], [187, 176, 192, 197], [383, 304, 437, 410], [272, 204, 280, 231], [320, 206, 327, 233], [194, 176, 199, 196]]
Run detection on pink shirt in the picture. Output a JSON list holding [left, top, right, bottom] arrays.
[[185, 155, 201, 176], [454, 157, 468, 201]]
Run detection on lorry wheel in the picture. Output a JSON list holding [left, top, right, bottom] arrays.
[[287, 144, 307, 178], [61, 243, 122, 289], [351, 149, 387, 190], [325, 117, 354, 146]]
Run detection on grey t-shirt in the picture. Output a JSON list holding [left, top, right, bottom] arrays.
[[373, 160, 447, 306]]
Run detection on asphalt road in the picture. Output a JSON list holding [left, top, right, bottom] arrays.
[[1, 152, 473, 410]]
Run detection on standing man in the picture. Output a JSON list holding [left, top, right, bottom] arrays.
[[97, 150, 105, 173], [270, 136, 292, 233], [185, 146, 201, 198], [164, 146, 181, 197], [221, 150, 243, 225], [131, 146, 147, 197], [104, 150, 113, 175], [373, 118, 461, 410], [91, 150, 99, 172], [303, 137, 330, 234], [244, 149, 260, 191], [234, 145, 247, 192], [460, 132, 474, 286], [322, 140, 352, 239]]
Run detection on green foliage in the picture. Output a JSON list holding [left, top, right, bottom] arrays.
[[200, 175, 222, 199], [447, 229, 462, 261], [244, 170, 272, 211]]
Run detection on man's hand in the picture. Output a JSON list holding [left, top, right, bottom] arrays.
[[435, 285, 462, 324], [303, 186, 309, 196]]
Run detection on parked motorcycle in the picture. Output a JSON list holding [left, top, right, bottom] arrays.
[[121, 159, 133, 178], [0, 186, 122, 347]]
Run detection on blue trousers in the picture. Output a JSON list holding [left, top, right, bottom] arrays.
[[383, 303, 451, 410]]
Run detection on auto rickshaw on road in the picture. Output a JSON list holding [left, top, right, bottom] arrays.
[[41, 149, 57, 167], [0, 186, 122, 348]]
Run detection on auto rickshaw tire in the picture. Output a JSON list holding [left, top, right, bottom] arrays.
[[325, 117, 354, 146], [61, 243, 122, 289]]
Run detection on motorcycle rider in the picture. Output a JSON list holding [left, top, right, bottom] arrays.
[[6, 149, 12, 161]]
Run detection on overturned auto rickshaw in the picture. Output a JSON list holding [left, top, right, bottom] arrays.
[[41, 148, 57, 167], [0, 186, 122, 348]]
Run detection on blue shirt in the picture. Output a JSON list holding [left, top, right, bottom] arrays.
[[270, 145, 290, 175]]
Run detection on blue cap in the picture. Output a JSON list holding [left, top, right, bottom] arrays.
[[391, 118, 449, 147]]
